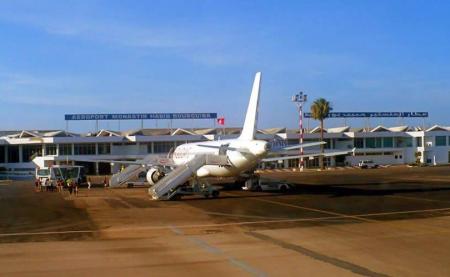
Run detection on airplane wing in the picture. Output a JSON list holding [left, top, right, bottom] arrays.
[[197, 141, 326, 155], [271, 141, 326, 152], [261, 149, 355, 162], [70, 156, 175, 167]]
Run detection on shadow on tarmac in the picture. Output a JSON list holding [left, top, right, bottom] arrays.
[[214, 182, 450, 199]]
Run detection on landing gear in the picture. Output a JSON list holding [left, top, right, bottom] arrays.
[[199, 181, 220, 199], [242, 176, 261, 191]]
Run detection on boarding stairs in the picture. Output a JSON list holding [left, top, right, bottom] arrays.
[[109, 164, 147, 187], [109, 155, 156, 187], [149, 154, 228, 200]]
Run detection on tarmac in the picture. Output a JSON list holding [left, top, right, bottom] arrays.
[[1, 166, 450, 276]]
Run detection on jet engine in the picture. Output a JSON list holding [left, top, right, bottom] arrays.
[[146, 168, 165, 185]]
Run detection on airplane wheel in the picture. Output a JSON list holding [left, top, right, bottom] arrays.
[[212, 190, 220, 198], [280, 185, 288, 193]]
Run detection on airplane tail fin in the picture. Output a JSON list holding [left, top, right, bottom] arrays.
[[239, 72, 262, 141]]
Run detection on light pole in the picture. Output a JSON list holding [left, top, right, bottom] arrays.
[[292, 92, 307, 171]]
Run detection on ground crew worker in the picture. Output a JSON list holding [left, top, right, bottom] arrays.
[[44, 179, 49, 192], [74, 179, 79, 196], [56, 179, 62, 192], [34, 179, 40, 192], [67, 178, 73, 195], [49, 179, 54, 192]]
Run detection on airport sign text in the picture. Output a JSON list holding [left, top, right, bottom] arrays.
[[65, 113, 218, 121]]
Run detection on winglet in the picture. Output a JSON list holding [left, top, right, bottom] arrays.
[[239, 72, 261, 141]]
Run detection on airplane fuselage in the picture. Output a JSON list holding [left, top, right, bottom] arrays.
[[172, 139, 269, 178]]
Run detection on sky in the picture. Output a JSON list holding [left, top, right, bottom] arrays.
[[0, 0, 449, 132]]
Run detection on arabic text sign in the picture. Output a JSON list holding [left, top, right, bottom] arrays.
[[303, 112, 428, 118]]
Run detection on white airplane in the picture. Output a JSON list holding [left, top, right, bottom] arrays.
[[76, 72, 352, 199]]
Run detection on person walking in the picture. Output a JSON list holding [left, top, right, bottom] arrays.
[[49, 179, 54, 192], [35, 179, 40, 192], [87, 177, 91, 190], [103, 176, 108, 188], [67, 178, 73, 196], [74, 180, 79, 197], [44, 179, 50, 192]]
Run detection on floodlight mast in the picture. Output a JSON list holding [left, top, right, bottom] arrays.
[[291, 92, 307, 171]]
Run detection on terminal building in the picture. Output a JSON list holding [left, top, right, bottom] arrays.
[[0, 125, 449, 179]]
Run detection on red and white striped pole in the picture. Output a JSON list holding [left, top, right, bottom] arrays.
[[299, 103, 304, 171], [292, 92, 307, 172]]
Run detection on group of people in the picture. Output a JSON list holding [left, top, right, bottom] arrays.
[[34, 176, 109, 196], [65, 178, 79, 196], [34, 177, 80, 196]]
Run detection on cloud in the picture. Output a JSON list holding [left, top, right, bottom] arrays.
[[43, 20, 212, 49], [0, 3, 243, 66], [0, 71, 104, 108]]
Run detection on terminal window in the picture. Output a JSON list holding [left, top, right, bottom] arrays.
[[0, 146, 4, 163], [365, 138, 382, 148], [175, 141, 186, 147], [396, 137, 413, 147], [22, 145, 42, 162], [7, 146, 19, 163], [74, 144, 96, 155], [416, 137, 423, 147], [153, 142, 174, 153], [354, 138, 364, 148], [98, 143, 111, 155], [324, 139, 332, 149], [45, 144, 57, 155], [383, 137, 394, 148], [59, 144, 72, 155], [436, 136, 447, 146]]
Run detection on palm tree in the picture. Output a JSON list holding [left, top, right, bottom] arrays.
[[310, 98, 332, 169]]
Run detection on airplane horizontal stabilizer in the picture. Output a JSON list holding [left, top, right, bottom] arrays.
[[197, 144, 252, 154]]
